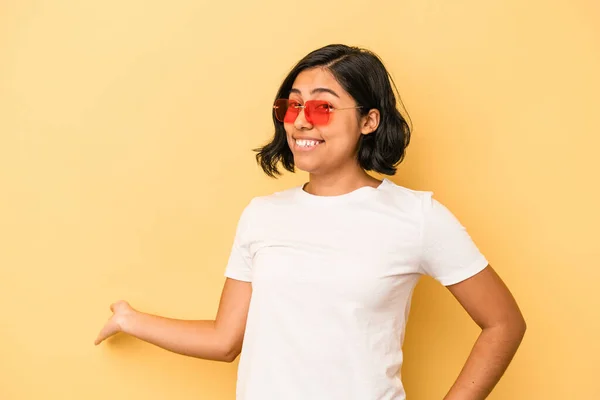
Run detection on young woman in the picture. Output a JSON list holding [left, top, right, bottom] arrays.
[[95, 44, 526, 400]]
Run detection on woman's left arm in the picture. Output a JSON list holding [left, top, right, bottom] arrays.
[[443, 264, 527, 400]]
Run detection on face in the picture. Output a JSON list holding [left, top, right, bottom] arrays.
[[282, 68, 378, 176]]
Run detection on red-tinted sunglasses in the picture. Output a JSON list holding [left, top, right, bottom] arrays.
[[273, 99, 362, 126]]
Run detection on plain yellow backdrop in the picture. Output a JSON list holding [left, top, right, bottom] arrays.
[[1, 0, 598, 399]]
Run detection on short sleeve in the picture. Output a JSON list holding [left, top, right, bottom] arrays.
[[224, 199, 256, 282], [418, 192, 489, 286]]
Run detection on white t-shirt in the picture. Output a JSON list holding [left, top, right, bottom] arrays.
[[224, 178, 488, 400]]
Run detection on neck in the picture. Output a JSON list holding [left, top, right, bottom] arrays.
[[304, 165, 382, 196]]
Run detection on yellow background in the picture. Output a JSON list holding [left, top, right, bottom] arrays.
[[1, 0, 598, 399]]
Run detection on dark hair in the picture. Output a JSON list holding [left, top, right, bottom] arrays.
[[254, 44, 412, 177]]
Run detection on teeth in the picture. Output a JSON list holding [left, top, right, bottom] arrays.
[[296, 139, 321, 147]]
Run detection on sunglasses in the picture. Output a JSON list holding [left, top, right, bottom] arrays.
[[273, 99, 362, 126]]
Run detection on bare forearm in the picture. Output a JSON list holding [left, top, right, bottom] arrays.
[[120, 311, 235, 362], [444, 323, 526, 400]]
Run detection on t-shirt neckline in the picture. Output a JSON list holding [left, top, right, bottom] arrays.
[[294, 178, 391, 205]]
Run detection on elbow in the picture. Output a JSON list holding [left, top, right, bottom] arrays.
[[516, 315, 527, 338], [221, 340, 242, 363], [222, 348, 241, 363], [511, 317, 527, 351], [489, 314, 527, 342], [481, 309, 527, 340], [511, 309, 527, 338]]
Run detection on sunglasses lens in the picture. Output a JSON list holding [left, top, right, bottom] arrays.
[[305, 100, 331, 125], [274, 99, 299, 123], [273, 99, 332, 125]]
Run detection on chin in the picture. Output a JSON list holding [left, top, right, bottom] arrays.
[[293, 159, 322, 174]]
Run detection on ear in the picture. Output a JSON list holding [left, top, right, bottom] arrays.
[[360, 109, 380, 135]]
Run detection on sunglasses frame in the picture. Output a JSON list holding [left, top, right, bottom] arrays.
[[273, 98, 362, 126]]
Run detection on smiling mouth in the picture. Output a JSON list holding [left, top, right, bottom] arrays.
[[295, 139, 324, 148]]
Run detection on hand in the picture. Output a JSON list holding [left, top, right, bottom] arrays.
[[94, 300, 136, 345]]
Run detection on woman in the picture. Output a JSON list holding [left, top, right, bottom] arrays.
[[95, 44, 526, 400]]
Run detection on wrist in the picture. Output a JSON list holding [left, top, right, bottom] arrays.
[[116, 308, 138, 335]]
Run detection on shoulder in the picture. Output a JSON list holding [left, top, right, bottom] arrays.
[[238, 185, 301, 216], [377, 178, 435, 215], [379, 180, 461, 231], [232, 186, 299, 237]]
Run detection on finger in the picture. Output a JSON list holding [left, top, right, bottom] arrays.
[[94, 321, 115, 345]]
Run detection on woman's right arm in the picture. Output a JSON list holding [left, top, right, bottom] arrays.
[[94, 278, 252, 363]]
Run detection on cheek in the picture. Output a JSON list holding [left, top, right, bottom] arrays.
[[323, 119, 362, 148], [284, 125, 295, 145], [284, 125, 293, 137]]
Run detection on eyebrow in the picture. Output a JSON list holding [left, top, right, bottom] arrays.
[[289, 87, 340, 98]]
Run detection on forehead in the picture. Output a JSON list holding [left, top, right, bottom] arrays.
[[290, 67, 349, 98]]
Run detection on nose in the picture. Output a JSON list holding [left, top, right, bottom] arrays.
[[293, 106, 313, 130]]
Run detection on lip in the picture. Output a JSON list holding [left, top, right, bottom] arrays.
[[293, 136, 324, 141], [292, 137, 324, 152]]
